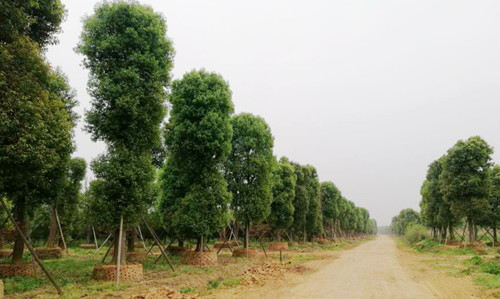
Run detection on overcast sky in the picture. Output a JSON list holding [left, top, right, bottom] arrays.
[[46, 0, 500, 226]]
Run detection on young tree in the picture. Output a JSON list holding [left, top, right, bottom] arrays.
[[226, 113, 274, 250], [439, 136, 493, 242], [51, 158, 87, 247], [77, 1, 173, 264], [268, 157, 296, 241], [160, 70, 233, 251]]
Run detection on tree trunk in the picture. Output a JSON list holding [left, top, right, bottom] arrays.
[[244, 220, 250, 252], [493, 226, 498, 246], [276, 229, 282, 242], [195, 236, 201, 252], [12, 199, 27, 264], [468, 217, 474, 242], [448, 225, 455, 240], [303, 220, 306, 242], [47, 204, 58, 248], [86, 225, 91, 244], [111, 229, 127, 265], [178, 238, 184, 248], [234, 221, 239, 240], [127, 228, 136, 252]]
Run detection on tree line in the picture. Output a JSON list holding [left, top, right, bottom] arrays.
[[1, 0, 376, 268], [391, 136, 499, 244]]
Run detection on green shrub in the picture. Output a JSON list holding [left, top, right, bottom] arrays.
[[471, 256, 484, 266], [405, 224, 428, 245], [207, 280, 220, 290], [482, 262, 500, 275]]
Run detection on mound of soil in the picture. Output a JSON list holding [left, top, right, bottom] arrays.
[[240, 261, 289, 286], [0, 250, 12, 258], [131, 286, 197, 299], [93, 263, 143, 281], [233, 248, 262, 258], [80, 244, 97, 249], [35, 247, 63, 259], [269, 242, 288, 251]]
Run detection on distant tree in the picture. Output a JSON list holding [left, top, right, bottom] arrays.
[[391, 208, 421, 235], [439, 136, 493, 242], [291, 163, 309, 241], [226, 113, 274, 250], [268, 157, 296, 241], [160, 70, 233, 251], [476, 165, 500, 244], [358, 207, 370, 234], [77, 1, 173, 264], [420, 158, 456, 241], [366, 219, 378, 235], [320, 182, 341, 238], [305, 166, 322, 240]]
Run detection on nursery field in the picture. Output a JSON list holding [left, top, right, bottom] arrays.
[[0, 238, 369, 298]]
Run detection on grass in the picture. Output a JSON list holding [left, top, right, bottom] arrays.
[[222, 277, 242, 287], [399, 236, 500, 291]]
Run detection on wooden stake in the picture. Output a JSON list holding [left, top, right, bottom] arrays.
[[216, 232, 238, 261], [143, 217, 175, 271], [200, 235, 204, 267], [94, 233, 112, 256], [0, 198, 62, 295], [102, 239, 115, 263], [92, 226, 98, 249], [116, 215, 124, 286], [54, 208, 68, 257]]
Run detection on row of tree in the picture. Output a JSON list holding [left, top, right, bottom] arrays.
[[1, 0, 376, 268], [419, 136, 500, 243]]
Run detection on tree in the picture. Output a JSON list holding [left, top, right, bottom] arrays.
[[226, 113, 274, 250], [420, 158, 456, 241], [77, 1, 173, 264], [391, 209, 421, 235], [55, 158, 86, 246], [268, 157, 296, 241], [1, 0, 75, 262], [320, 182, 341, 238], [488, 166, 500, 244], [0, 0, 65, 47], [305, 166, 322, 240], [160, 70, 233, 251], [439, 136, 493, 242], [291, 163, 309, 241]]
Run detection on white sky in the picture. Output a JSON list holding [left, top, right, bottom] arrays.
[[46, 0, 500, 226]]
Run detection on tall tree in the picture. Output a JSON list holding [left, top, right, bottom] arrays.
[[439, 136, 493, 242], [226, 113, 274, 250], [77, 1, 173, 264], [160, 70, 233, 251], [268, 157, 296, 241], [0, 0, 73, 264]]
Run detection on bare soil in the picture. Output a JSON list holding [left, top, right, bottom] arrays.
[[214, 235, 488, 298]]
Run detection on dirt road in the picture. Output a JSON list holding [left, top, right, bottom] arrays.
[[219, 235, 486, 299]]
